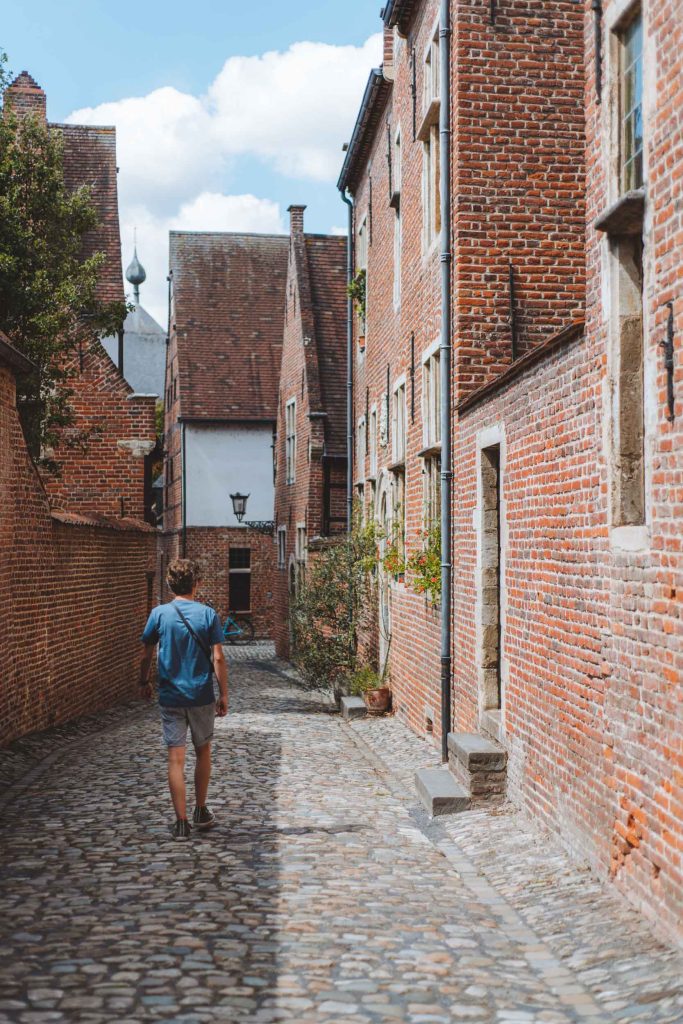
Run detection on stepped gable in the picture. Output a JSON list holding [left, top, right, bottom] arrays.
[[304, 234, 348, 455], [169, 231, 289, 422], [3, 71, 47, 120]]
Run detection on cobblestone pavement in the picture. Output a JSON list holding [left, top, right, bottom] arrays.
[[1, 659, 682, 1024]]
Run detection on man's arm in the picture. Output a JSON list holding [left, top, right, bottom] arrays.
[[139, 643, 155, 701], [213, 643, 229, 716]]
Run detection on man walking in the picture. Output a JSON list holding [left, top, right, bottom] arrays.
[[140, 559, 229, 840]]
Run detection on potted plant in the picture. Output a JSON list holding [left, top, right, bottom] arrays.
[[350, 664, 392, 715]]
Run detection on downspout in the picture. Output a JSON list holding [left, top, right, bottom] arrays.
[[181, 422, 187, 557], [340, 188, 354, 532], [439, 0, 453, 763], [117, 325, 124, 376]]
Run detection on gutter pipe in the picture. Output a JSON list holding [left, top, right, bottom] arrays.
[[181, 421, 187, 557], [439, 0, 453, 762], [340, 188, 354, 532]]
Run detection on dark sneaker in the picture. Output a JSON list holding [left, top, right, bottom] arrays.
[[193, 805, 216, 830], [171, 818, 192, 841]]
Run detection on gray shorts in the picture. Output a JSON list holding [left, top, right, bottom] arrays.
[[160, 704, 215, 749]]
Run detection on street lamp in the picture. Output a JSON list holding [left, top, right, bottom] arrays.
[[230, 492, 249, 523]]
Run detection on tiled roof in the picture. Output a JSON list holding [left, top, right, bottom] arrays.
[[305, 236, 348, 455], [170, 232, 289, 422], [55, 124, 124, 306]]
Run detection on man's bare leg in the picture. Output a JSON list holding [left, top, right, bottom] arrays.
[[168, 746, 187, 820], [194, 742, 212, 809]]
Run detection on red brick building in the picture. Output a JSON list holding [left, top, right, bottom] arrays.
[[273, 207, 348, 658], [162, 231, 289, 636], [4, 72, 158, 522], [341, 0, 683, 943], [0, 74, 157, 744]]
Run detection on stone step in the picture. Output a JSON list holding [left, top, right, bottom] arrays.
[[447, 732, 507, 772], [341, 696, 367, 721], [415, 768, 470, 818], [447, 732, 507, 804]]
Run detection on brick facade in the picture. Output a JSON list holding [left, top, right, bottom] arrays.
[[340, 0, 683, 944], [273, 207, 347, 658], [160, 526, 275, 639], [0, 347, 156, 746], [44, 344, 156, 520]]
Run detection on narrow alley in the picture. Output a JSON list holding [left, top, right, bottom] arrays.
[[1, 654, 681, 1024]]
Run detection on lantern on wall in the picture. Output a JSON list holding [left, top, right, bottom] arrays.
[[230, 492, 250, 523]]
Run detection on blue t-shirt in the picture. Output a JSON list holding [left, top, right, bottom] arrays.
[[142, 599, 223, 708]]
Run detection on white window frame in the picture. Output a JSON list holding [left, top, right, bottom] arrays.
[[422, 339, 442, 448], [277, 526, 287, 570], [423, 25, 440, 111], [423, 127, 441, 251], [392, 377, 407, 464], [369, 405, 378, 477], [357, 415, 367, 483], [357, 214, 368, 271], [285, 398, 296, 484]]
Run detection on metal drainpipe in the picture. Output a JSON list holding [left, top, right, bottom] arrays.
[[181, 422, 187, 557], [439, 0, 453, 763], [340, 188, 354, 532], [117, 325, 124, 376]]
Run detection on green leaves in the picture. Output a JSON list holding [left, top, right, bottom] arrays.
[[0, 70, 126, 463]]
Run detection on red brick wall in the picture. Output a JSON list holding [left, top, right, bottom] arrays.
[[273, 216, 345, 659], [186, 527, 275, 639], [0, 361, 156, 746], [452, 0, 586, 394], [44, 343, 156, 520], [349, 0, 448, 733]]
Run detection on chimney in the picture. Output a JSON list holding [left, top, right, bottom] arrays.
[[3, 71, 47, 122], [287, 204, 306, 238]]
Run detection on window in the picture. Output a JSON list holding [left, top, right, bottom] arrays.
[[296, 524, 307, 585], [393, 130, 402, 194], [229, 548, 251, 613], [423, 347, 441, 448], [392, 381, 406, 464], [277, 527, 287, 570], [173, 377, 178, 401], [393, 206, 402, 309], [423, 455, 441, 528], [619, 11, 643, 192], [357, 416, 366, 482], [356, 483, 365, 522], [423, 127, 441, 249], [391, 469, 406, 565], [285, 398, 296, 484], [423, 28, 440, 110], [369, 405, 378, 477], [357, 215, 368, 271]]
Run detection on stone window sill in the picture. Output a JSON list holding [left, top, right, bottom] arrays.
[[594, 188, 645, 236], [610, 524, 650, 552]]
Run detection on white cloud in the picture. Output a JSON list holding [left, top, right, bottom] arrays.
[[121, 193, 285, 325], [329, 225, 348, 237], [67, 33, 382, 326]]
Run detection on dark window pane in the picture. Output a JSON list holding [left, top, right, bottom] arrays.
[[229, 548, 251, 569], [229, 572, 251, 612]]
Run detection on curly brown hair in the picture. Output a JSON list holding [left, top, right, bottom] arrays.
[[166, 558, 201, 596]]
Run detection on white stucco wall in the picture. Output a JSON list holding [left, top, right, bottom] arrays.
[[185, 424, 274, 527]]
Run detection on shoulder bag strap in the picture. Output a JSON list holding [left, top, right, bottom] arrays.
[[175, 604, 215, 677]]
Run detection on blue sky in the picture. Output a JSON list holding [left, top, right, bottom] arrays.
[[2, 1, 382, 322]]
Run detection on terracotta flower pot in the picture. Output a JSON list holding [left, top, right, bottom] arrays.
[[364, 686, 391, 715]]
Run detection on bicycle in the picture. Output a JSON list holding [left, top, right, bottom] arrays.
[[222, 611, 255, 645]]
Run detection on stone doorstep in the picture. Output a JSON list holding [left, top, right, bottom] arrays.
[[341, 696, 367, 721], [447, 732, 507, 772], [415, 768, 470, 818]]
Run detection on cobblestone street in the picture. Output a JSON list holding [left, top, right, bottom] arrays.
[[1, 658, 682, 1024]]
